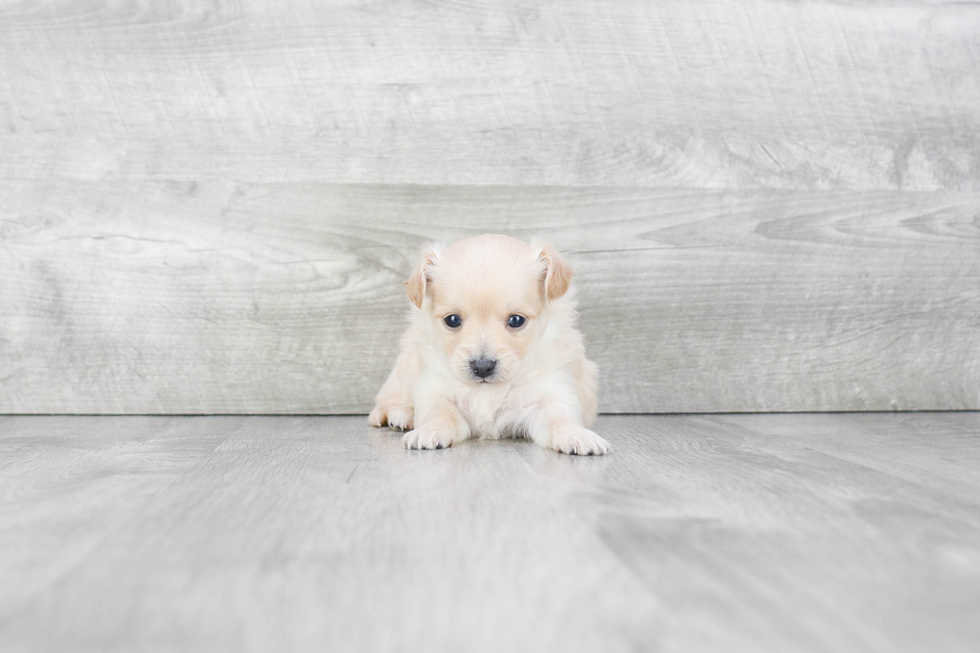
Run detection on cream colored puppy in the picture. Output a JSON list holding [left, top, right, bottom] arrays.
[[368, 234, 609, 455]]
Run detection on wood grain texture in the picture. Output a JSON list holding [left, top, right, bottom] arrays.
[[0, 0, 978, 189], [1, 414, 978, 652], [0, 416, 237, 616], [2, 181, 978, 413], [2, 0, 979, 413]]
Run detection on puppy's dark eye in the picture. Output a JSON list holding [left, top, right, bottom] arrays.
[[507, 315, 526, 329], [444, 314, 462, 329]]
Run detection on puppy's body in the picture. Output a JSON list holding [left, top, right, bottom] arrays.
[[369, 234, 608, 455]]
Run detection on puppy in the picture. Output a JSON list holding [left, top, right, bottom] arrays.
[[368, 234, 609, 455]]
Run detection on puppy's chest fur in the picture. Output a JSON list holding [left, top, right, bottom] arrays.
[[451, 385, 531, 440]]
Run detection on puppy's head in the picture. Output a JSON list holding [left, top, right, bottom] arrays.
[[406, 234, 572, 385]]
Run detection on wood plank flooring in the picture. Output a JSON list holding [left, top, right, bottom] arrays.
[[1, 413, 978, 652]]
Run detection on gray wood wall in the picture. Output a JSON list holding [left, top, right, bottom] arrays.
[[1, 0, 978, 414]]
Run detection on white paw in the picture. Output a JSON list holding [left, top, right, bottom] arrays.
[[367, 404, 414, 431], [385, 406, 414, 431], [550, 426, 610, 456], [402, 424, 455, 450]]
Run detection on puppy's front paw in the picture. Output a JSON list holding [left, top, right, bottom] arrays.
[[550, 426, 610, 456], [368, 404, 414, 431], [402, 424, 455, 450], [385, 406, 414, 431]]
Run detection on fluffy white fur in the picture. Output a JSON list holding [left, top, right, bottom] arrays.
[[368, 234, 608, 455]]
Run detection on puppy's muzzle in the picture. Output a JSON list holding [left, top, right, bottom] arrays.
[[469, 357, 497, 380]]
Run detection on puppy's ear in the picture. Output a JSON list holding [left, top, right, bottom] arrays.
[[406, 243, 441, 308], [537, 244, 573, 302]]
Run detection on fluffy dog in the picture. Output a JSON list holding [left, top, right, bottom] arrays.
[[368, 234, 609, 455]]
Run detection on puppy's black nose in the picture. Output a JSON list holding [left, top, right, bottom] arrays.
[[469, 357, 496, 379]]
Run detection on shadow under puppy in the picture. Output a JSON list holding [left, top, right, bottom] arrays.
[[369, 234, 609, 455]]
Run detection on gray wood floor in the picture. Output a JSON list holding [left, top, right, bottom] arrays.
[[1, 413, 978, 653]]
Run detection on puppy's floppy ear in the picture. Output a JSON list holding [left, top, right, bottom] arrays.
[[406, 243, 441, 308], [536, 244, 573, 302]]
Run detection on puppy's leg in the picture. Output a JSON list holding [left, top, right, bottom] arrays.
[[368, 330, 421, 431], [575, 358, 599, 428], [402, 398, 471, 450], [525, 403, 610, 456]]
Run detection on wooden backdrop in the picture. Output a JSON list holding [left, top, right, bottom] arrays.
[[1, 0, 978, 414]]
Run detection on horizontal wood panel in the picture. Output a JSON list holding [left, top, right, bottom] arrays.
[[0, 1, 978, 188], [1, 181, 977, 413]]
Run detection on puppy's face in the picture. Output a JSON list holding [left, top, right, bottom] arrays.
[[407, 235, 571, 386]]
